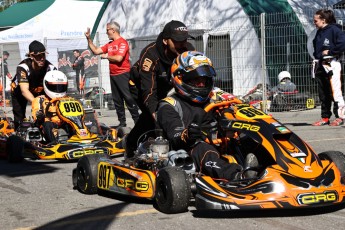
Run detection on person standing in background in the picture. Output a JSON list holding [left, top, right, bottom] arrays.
[[124, 20, 195, 158], [85, 21, 139, 127], [312, 9, 345, 126], [1, 51, 12, 88], [0, 51, 12, 102], [72, 49, 85, 94]]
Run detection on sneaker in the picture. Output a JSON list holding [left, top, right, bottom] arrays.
[[312, 118, 329, 126], [329, 118, 344, 126]]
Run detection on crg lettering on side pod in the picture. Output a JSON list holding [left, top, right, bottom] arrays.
[[297, 191, 338, 205]]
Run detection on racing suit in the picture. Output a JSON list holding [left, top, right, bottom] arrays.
[[11, 58, 56, 129], [125, 33, 194, 157], [32, 95, 67, 143], [313, 23, 345, 119], [156, 94, 242, 181]]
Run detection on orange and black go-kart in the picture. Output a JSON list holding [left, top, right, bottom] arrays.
[[72, 96, 345, 214], [4, 97, 128, 162]]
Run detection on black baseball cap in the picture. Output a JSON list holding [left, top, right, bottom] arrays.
[[3, 51, 9, 56], [162, 20, 192, 41], [28, 40, 48, 55]]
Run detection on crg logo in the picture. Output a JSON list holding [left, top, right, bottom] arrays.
[[297, 191, 338, 205], [232, 122, 260, 132]]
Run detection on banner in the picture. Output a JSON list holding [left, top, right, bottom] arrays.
[[58, 49, 99, 96]]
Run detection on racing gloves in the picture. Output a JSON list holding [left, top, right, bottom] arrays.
[[35, 110, 45, 126], [36, 110, 45, 120], [187, 123, 203, 142]]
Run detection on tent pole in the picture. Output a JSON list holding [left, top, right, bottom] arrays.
[[95, 32, 104, 117]]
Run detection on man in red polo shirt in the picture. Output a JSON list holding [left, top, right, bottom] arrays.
[[85, 21, 139, 127]]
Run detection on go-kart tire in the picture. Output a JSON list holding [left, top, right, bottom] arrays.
[[117, 127, 132, 138], [6, 135, 24, 163], [318, 151, 345, 178], [155, 166, 191, 214], [75, 154, 105, 194]]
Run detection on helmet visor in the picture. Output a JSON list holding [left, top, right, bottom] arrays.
[[183, 65, 216, 82], [45, 81, 68, 93]]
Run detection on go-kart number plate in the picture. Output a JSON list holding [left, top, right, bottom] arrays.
[[98, 163, 114, 190], [58, 101, 83, 117], [306, 98, 315, 109], [237, 107, 270, 119]]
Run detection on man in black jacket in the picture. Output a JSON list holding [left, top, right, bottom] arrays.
[[125, 20, 194, 158], [11, 41, 57, 129]]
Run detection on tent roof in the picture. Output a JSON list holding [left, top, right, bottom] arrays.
[[0, 0, 55, 29], [334, 0, 345, 8]]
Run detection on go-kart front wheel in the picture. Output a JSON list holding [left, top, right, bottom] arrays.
[[6, 135, 24, 163], [319, 151, 345, 178], [75, 154, 105, 194], [155, 166, 191, 214]]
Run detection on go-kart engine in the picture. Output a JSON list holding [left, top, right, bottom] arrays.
[[134, 136, 195, 172]]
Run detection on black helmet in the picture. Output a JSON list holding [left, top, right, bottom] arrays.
[[171, 51, 216, 103]]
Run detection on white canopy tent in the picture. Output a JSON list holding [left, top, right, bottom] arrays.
[[0, 0, 104, 66], [94, 0, 263, 95], [0, 0, 104, 93]]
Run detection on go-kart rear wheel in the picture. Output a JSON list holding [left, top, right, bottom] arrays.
[[6, 135, 24, 163], [319, 151, 345, 177], [155, 166, 191, 214], [75, 154, 105, 194]]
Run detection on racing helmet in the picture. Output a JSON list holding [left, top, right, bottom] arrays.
[[278, 71, 291, 82], [43, 70, 68, 99], [171, 51, 216, 103]]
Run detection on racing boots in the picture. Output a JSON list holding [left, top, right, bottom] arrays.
[[312, 118, 330, 126], [329, 118, 344, 126]]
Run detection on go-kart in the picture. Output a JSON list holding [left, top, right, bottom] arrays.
[[72, 97, 345, 214], [269, 90, 315, 112], [5, 97, 128, 162], [242, 83, 315, 112]]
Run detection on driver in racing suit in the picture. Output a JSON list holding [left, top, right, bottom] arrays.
[[32, 70, 69, 144], [271, 71, 297, 93], [156, 51, 243, 181]]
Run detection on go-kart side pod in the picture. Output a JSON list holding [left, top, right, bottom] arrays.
[[318, 151, 345, 178], [6, 135, 24, 163], [194, 151, 345, 211]]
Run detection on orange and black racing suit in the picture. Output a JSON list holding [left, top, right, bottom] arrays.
[[125, 33, 194, 157], [11, 58, 56, 129], [32, 95, 67, 143]]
